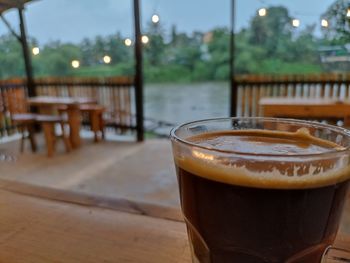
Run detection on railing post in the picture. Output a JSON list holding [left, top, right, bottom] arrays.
[[133, 0, 144, 142], [230, 0, 237, 117], [18, 7, 36, 97]]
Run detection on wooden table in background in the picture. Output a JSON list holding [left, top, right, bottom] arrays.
[[27, 96, 96, 148], [0, 186, 349, 262], [260, 98, 350, 126]]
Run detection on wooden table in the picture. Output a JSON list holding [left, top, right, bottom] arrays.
[[27, 96, 96, 148], [260, 97, 350, 126], [0, 186, 348, 262]]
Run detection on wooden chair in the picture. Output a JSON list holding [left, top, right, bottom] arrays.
[[35, 115, 71, 157], [5, 88, 70, 157], [5, 88, 37, 153], [12, 113, 37, 153]]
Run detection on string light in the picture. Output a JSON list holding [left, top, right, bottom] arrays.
[[321, 19, 329, 27], [292, 19, 300, 27], [71, 60, 80, 69], [141, 35, 149, 44], [258, 8, 267, 17], [103, 55, 111, 64], [152, 14, 160, 23], [32, 47, 40, 55], [124, 38, 132, 46]]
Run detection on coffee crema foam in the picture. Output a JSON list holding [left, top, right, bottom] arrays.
[[175, 129, 350, 189]]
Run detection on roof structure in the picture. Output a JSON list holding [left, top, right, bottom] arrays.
[[0, 0, 33, 14]]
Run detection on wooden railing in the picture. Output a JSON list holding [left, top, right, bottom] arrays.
[[0, 77, 136, 137], [233, 74, 350, 117]]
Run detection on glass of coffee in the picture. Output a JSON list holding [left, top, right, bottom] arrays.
[[170, 117, 350, 263]]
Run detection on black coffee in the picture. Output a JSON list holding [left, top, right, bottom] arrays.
[[174, 130, 350, 263]]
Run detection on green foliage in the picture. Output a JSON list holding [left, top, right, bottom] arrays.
[[192, 61, 214, 81], [0, 35, 25, 78], [249, 6, 293, 57], [70, 62, 134, 77], [144, 22, 167, 66], [144, 63, 191, 83], [33, 42, 82, 76], [207, 28, 230, 75], [321, 0, 350, 44], [259, 59, 322, 74]]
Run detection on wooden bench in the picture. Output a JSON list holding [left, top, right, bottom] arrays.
[[233, 74, 350, 118], [59, 104, 106, 142], [79, 104, 105, 142], [260, 97, 350, 126], [35, 114, 71, 157]]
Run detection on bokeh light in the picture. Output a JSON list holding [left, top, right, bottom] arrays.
[[152, 14, 160, 23], [32, 47, 40, 55], [258, 8, 267, 17], [292, 19, 300, 27], [103, 55, 111, 64], [124, 38, 132, 46], [71, 60, 80, 68], [142, 35, 149, 44], [321, 19, 329, 27]]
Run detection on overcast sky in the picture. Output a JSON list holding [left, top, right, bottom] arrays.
[[0, 0, 335, 45]]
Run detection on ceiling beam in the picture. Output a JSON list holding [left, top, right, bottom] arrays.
[[0, 0, 32, 14], [0, 14, 21, 41]]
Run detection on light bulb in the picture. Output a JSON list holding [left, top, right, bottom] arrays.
[[292, 19, 300, 27], [124, 38, 132, 46], [71, 60, 80, 68], [321, 19, 329, 27], [152, 14, 160, 23], [142, 35, 149, 44], [103, 55, 111, 64], [258, 8, 267, 17], [32, 47, 40, 55]]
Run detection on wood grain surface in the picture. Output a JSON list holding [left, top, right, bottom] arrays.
[[0, 188, 348, 263], [0, 189, 190, 263]]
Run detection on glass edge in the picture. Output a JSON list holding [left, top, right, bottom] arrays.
[[169, 117, 350, 158]]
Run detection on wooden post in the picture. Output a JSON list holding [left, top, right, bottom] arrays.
[[133, 0, 144, 142], [18, 7, 36, 97], [229, 0, 237, 117]]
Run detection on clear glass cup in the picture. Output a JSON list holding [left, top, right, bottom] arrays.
[[170, 117, 350, 263]]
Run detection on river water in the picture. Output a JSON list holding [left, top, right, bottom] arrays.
[[144, 82, 230, 132]]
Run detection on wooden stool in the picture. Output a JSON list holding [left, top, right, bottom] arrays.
[[36, 115, 71, 157], [11, 113, 37, 153], [79, 105, 105, 142], [59, 104, 105, 142]]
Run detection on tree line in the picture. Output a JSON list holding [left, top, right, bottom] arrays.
[[0, 1, 348, 83]]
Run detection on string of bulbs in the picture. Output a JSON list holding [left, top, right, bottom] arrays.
[[258, 7, 350, 28], [30, 12, 159, 69], [34, 4, 350, 69], [31, 47, 113, 69]]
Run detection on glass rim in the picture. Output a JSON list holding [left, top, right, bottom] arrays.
[[170, 117, 350, 158]]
